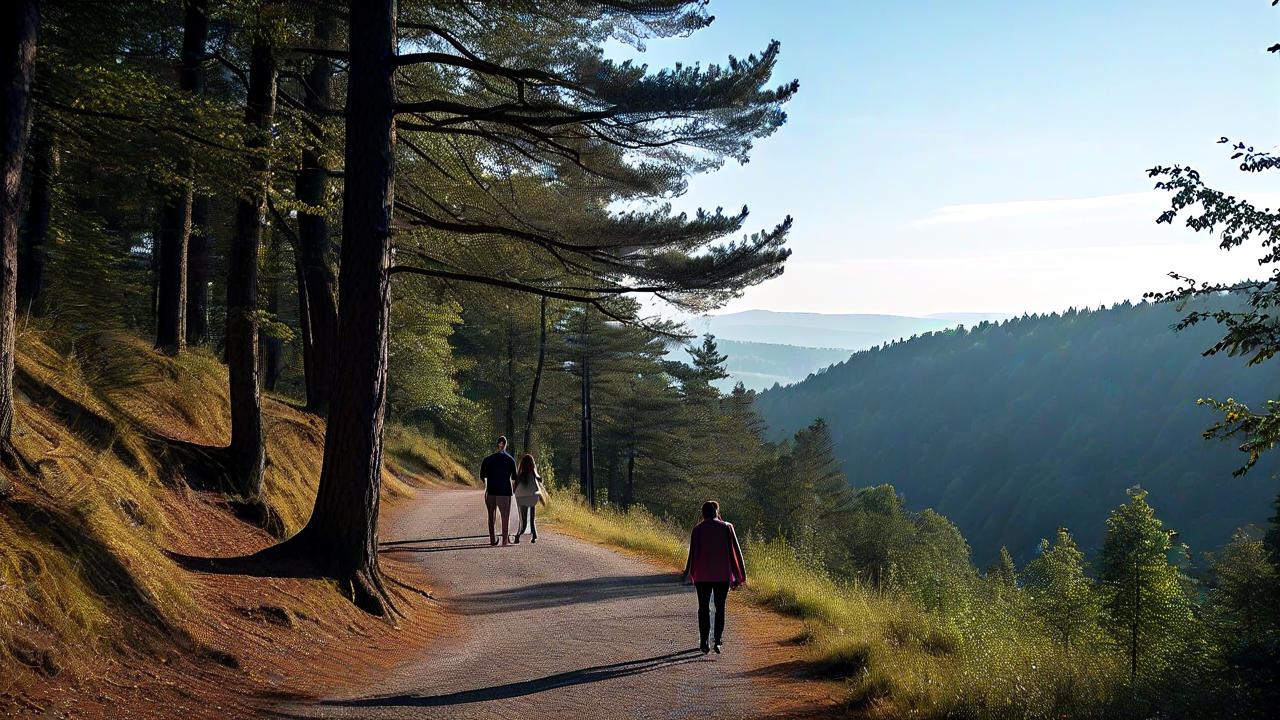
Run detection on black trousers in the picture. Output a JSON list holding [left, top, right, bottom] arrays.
[[695, 581, 730, 644], [516, 504, 537, 538]]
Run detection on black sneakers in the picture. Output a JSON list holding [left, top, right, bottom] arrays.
[[713, 642, 723, 654], [700, 641, 711, 654]]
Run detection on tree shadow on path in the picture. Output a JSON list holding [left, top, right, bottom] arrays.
[[380, 542, 495, 555], [451, 573, 685, 614], [380, 535, 491, 546], [323, 649, 706, 708]]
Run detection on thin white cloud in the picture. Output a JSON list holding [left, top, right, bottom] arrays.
[[912, 191, 1162, 226], [726, 242, 1263, 317]]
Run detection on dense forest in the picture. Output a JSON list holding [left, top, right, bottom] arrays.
[[3, 0, 1279, 718], [754, 300, 1279, 563]]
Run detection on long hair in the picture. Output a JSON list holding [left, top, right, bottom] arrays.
[[518, 453, 540, 484]]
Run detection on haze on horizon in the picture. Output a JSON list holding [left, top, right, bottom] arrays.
[[611, 0, 1280, 318]]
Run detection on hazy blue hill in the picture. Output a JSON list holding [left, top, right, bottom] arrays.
[[714, 339, 851, 391], [753, 301, 1278, 564], [689, 309, 1011, 350]]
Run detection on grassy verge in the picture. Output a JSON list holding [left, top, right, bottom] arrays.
[[544, 496, 1123, 719], [384, 423, 473, 489]]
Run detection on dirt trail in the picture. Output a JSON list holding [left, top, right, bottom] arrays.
[[279, 488, 836, 719]]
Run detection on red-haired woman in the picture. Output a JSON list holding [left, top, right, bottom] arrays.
[[513, 453, 545, 543], [681, 500, 747, 654]]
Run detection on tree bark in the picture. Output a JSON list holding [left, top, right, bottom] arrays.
[[155, 0, 208, 354], [1, 0, 38, 481], [155, 188, 191, 353], [262, 232, 284, 392], [185, 196, 211, 345], [295, 10, 338, 416], [291, 0, 397, 615], [17, 116, 53, 314], [624, 447, 635, 511], [294, 251, 314, 395], [581, 355, 595, 509], [520, 295, 546, 454], [225, 40, 276, 499], [605, 448, 617, 505], [579, 353, 589, 501], [504, 320, 516, 441]]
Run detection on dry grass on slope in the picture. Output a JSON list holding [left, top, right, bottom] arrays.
[[1, 326, 467, 717]]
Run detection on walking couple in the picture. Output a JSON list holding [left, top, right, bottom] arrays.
[[479, 436, 546, 546]]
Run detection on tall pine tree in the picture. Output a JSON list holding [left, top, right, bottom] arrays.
[[1098, 487, 1194, 680]]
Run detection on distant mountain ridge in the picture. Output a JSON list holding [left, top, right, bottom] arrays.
[[675, 309, 1012, 390], [752, 302, 1277, 564], [713, 339, 851, 391], [690, 309, 1013, 350]]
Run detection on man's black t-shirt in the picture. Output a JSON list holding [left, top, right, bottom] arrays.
[[480, 451, 517, 495]]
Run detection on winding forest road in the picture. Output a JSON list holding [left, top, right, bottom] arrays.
[[278, 487, 832, 719]]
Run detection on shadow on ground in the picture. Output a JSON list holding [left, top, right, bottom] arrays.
[[322, 649, 707, 708], [449, 573, 685, 614], [380, 542, 496, 555], [380, 535, 491, 546]]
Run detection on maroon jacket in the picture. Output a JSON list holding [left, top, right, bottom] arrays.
[[683, 519, 747, 585]]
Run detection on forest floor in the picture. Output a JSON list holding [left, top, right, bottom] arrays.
[[274, 487, 843, 720]]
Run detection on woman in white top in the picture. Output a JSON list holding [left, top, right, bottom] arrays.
[[513, 453, 545, 543]]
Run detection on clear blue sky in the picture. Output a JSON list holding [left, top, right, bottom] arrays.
[[609, 1, 1280, 316]]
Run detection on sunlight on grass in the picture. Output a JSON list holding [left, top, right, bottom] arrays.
[[0, 326, 467, 684], [545, 494, 1132, 719]]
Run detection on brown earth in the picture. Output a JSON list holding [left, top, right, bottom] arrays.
[[3, 482, 448, 720]]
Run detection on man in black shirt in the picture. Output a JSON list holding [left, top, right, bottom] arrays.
[[480, 435, 518, 546]]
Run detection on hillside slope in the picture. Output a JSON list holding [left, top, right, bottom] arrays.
[[1, 327, 470, 716], [754, 301, 1277, 563]]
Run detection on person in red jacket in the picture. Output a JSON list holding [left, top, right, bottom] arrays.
[[681, 500, 747, 654]]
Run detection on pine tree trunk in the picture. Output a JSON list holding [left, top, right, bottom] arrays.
[[294, 254, 314, 395], [155, 0, 208, 354], [17, 117, 53, 314], [155, 188, 191, 353], [292, 0, 396, 615], [520, 295, 546, 454], [185, 196, 210, 345], [225, 40, 276, 498], [0, 0, 38, 478], [150, 212, 161, 323], [504, 323, 516, 442], [262, 232, 284, 393], [584, 359, 595, 509], [263, 298, 283, 392], [295, 11, 338, 416], [624, 446, 635, 511], [605, 449, 617, 505], [579, 354, 589, 501]]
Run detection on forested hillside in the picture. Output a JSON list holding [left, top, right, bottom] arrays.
[[755, 300, 1278, 563]]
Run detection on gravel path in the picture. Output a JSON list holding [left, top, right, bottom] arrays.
[[280, 488, 828, 719]]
